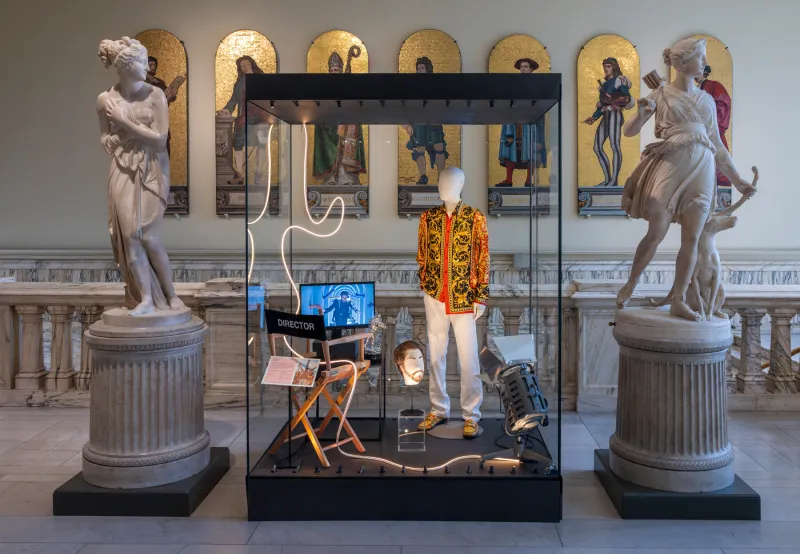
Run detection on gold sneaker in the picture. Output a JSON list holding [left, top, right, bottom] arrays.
[[417, 412, 447, 431], [463, 418, 479, 439]]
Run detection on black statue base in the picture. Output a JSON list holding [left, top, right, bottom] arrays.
[[594, 449, 760, 520], [248, 417, 561, 522], [53, 447, 230, 517]]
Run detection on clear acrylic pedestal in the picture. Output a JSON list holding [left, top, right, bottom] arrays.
[[398, 409, 426, 452]]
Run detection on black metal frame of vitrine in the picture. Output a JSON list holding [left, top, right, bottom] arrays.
[[244, 72, 563, 522]]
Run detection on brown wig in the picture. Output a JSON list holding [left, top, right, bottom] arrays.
[[393, 339, 426, 369]]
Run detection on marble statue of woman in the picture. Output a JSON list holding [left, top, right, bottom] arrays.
[[97, 37, 184, 316], [616, 38, 757, 321]]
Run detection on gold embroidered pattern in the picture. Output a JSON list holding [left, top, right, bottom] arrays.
[[417, 202, 490, 313]]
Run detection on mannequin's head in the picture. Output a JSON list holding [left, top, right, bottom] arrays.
[[438, 167, 465, 204], [393, 340, 425, 386]]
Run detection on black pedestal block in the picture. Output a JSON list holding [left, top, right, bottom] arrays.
[[248, 418, 562, 522], [594, 449, 760, 520], [53, 447, 230, 517]]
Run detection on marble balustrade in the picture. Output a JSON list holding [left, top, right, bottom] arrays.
[[0, 278, 798, 411]]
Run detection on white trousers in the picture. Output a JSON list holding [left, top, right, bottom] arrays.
[[423, 293, 483, 421]]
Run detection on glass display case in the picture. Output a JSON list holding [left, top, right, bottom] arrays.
[[243, 73, 563, 522]]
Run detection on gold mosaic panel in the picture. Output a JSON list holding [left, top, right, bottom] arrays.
[[215, 30, 279, 188], [306, 30, 369, 186], [135, 29, 188, 187], [397, 29, 461, 186], [576, 34, 640, 191], [215, 30, 277, 111], [487, 34, 551, 188]]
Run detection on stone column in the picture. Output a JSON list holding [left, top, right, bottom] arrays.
[[15, 306, 46, 390], [609, 307, 733, 493], [82, 307, 209, 489], [736, 308, 767, 394], [47, 306, 76, 391], [767, 308, 797, 394], [76, 306, 102, 391]]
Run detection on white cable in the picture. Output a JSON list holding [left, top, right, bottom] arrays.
[[247, 228, 255, 283], [280, 123, 346, 357], [274, 123, 484, 473], [247, 124, 274, 282]]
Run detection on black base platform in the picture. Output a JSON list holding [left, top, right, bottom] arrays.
[[248, 418, 562, 522], [53, 447, 230, 517], [594, 449, 760, 520]]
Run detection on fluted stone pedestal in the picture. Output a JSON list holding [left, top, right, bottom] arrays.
[[82, 307, 210, 489], [609, 307, 733, 493], [594, 307, 760, 520]]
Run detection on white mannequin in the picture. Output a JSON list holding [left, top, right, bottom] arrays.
[[417, 166, 487, 436], [438, 169, 485, 321]]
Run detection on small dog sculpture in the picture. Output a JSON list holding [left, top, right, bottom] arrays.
[[650, 167, 758, 319]]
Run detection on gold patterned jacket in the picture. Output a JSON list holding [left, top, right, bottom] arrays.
[[417, 202, 490, 314]]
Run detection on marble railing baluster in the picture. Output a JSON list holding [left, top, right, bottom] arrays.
[[407, 303, 427, 357], [192, 305, 208, 388], [377, 305, 399, 363], [500, 306, 524, 338], [0, 305, 16, 390], [724, 307, 737, 393], [247, 307, 265, 387], [76, 306, 102, 391], [736, 308, 767, 394], [561, 306, 579, 409], [541, 306, 557, 390], [767, 308, 797, 394], [3, 281, 800, 410], [14, 305, 46, 390], [475, 308, 488, 354], [46, 305, 76, 391]]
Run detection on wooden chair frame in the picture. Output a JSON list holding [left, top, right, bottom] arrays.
[[265, 331, 370, 468]]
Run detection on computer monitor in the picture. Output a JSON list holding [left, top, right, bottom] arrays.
[[299, 282, 376, 330]]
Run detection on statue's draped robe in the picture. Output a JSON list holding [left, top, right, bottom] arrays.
[[102, 91, 170, 309]]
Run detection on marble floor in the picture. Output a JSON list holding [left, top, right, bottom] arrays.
[[0, 408, 799, 553]]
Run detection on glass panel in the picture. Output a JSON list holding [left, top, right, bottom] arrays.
[[242, 77, 563, 519], [245, 100, 291, 474], [534, 99, 562, 477]]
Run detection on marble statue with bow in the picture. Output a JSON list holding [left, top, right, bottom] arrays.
[[616, 38, 758, 322]]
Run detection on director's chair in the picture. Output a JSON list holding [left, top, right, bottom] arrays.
[[265, 330, 370, 468]]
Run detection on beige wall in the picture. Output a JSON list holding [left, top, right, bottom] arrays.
[[0, 0, 794, 259]]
